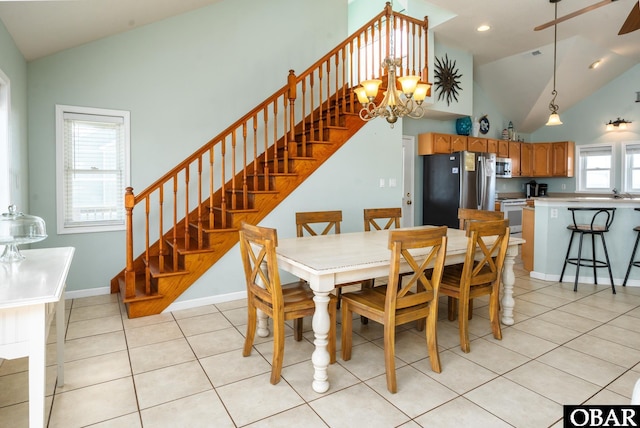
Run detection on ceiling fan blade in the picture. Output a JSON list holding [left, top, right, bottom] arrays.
[[534, 0, 615, 31], [619, 1, 640, 34]]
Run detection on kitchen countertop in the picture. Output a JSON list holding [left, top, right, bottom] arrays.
[[533, 196, 640, 205]]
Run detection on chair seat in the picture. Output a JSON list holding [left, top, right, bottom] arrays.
[[568, 224, 608, 232], [341, 287, 432, 324]]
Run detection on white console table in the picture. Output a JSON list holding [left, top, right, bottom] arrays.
[[0, 247, 74, 427]]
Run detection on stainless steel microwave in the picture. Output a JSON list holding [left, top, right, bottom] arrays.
[[496, 157, 512, 178]]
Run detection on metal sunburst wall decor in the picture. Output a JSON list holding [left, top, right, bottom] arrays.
[[434, 54, 462, 106]]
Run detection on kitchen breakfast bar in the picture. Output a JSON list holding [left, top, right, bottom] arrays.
[[529, 197, 640, 287]]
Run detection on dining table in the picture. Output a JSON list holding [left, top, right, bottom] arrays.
[[0, 247, 75, 427], [273, 226, 524, 393]]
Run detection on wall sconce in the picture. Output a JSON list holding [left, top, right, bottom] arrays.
[[606, 118, 632, 131]]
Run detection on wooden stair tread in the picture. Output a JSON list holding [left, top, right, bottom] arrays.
[[145, 258, 190, 278], [120, 276, 164, 304]]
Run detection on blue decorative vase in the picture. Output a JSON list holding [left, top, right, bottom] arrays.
[[456, 116, 472, 136]]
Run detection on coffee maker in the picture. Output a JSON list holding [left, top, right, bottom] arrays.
[[525, 180, 537, 198], [525, 180, 548, 198]]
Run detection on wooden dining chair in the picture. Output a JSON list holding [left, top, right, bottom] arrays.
[[456, 208, 506, 317], [362, 207, 404, 324], [364, 207, 402, 231], [458, 208, 505, 230], [439, 219, 510, 353], [341, 226, 448, 393], [238, 222, 337, 385], [296, 210, 342, 237], [296, 210, 362, 305]]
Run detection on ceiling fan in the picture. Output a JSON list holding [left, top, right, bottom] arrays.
[[534, 0, 640, 35]]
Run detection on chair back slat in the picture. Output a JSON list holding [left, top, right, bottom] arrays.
[[458, 208, 505, 230], [296, 211, 343, 237], [364, 207, 402, 231], [386, 226, 448, 311], [239, 222, 283, 309], [462, 219, 510, 287]]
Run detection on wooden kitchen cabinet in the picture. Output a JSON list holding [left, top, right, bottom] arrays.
[[418, 133, 449, 155], [552, 141, 575, 177], [419, 133, 574, 178], [522, 207, 534, 271], [508, 142, 521, 176], [418, 133, 467, 154], [467, 137, 488, 153], [532, 143, 552, 176], [520, 143, 533, 177], [487, 139, 498, 155], [451, 135, 468, 152], [498, 140, 509, 157]]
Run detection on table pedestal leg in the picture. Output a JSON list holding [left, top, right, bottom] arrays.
[[501, 246, 517, 326], [311, 291, 331, 393], [256, 309, 269, 338]]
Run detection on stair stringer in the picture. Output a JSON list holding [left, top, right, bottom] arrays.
[[115, 113, 367, 318]]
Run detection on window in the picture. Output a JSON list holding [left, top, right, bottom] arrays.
[[55, 105, 130, 234], [576, 144, 613, 192], [624, 142, 640, 193]]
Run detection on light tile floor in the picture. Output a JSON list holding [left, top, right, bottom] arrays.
[[2, 259, 640, 427]]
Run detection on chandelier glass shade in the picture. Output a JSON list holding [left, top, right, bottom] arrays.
[[353, 11, 430, 128]]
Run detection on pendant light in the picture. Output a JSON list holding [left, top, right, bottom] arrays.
[[545, 0, 563, 126]]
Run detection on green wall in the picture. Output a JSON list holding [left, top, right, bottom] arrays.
[[0, 18, 28, 212], [24, 0, 408, 302]]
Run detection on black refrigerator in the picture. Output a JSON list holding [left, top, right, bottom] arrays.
[[423, 151, 497, 228]]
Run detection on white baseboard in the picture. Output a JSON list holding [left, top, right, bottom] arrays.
[[64, 286, 111, 300], [164, 291, 247, 313], [529, 271, 639, 287], [63, 287, 248, 310]]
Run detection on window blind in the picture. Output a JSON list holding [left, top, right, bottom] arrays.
[[62, 113, 126, 227]]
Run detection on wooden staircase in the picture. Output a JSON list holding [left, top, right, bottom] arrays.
[[110, 3, 431, 318]]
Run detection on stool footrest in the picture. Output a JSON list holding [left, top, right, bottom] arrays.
[[566, 258, 610, 269]]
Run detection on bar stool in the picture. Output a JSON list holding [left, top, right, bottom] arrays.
[[623, 208, 640, 287], [559, 207, 616, 294]]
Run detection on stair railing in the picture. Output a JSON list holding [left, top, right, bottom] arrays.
[[122, 2, 430, 299]]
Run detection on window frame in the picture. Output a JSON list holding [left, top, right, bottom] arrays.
[[622, 141, 640, 194], [55, 105, 131, 234], [0, 68, 10, 210], [575, 144, 614, 193]]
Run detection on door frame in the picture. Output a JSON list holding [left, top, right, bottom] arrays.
[[401, 135, 415, 227]]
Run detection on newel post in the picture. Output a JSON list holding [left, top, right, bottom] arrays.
[[287, 69, 297, 155], [422, 16, 432, 96], [124, 187, 136, 299]]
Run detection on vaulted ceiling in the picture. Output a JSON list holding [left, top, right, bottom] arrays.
[[1, 0, 638, 132]]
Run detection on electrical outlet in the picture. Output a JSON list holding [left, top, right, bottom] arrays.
[[389, 178, 397, 187], [562, 184, 566, 190], [550, 208, 558, 218], [379, 178, 385, 188]]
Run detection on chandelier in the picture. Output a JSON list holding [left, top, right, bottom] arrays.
[[353, 11, 430, 128]]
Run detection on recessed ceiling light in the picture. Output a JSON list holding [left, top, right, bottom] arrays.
[[589, 60, 602, 69], [476, 25, 491, 32]]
